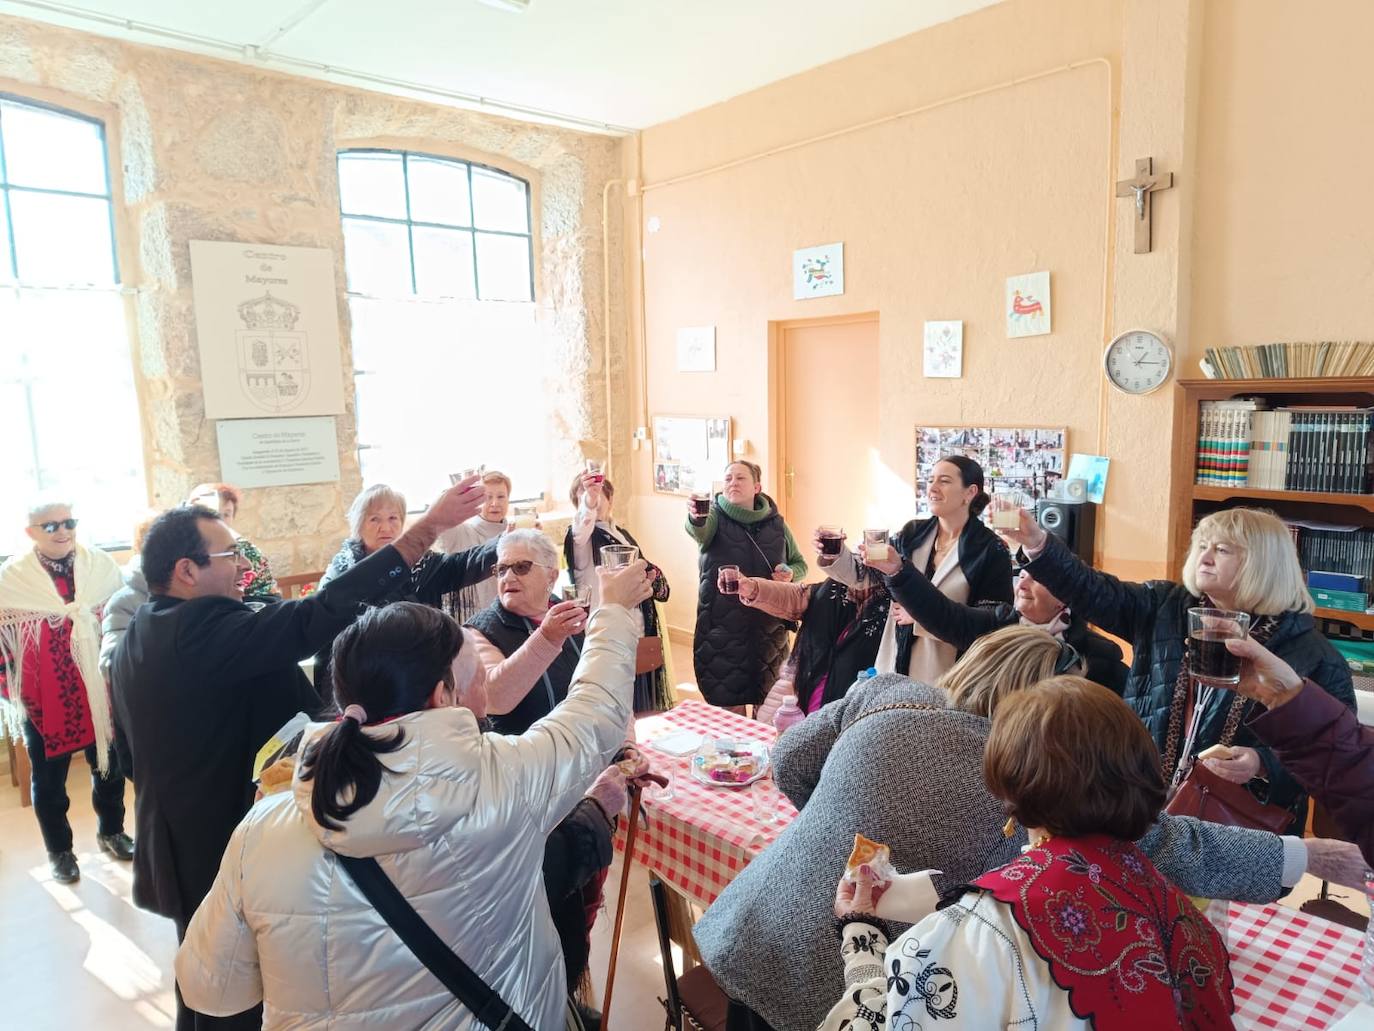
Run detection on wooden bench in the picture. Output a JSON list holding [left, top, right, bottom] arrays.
[[276, 571, 324, 599]]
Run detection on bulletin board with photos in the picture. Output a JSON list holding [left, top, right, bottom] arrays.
[[915, 425, 1067, 518], [652, 415, 731, 496]]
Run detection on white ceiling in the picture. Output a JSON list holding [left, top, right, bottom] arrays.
[[2, 0, 1004, 132]]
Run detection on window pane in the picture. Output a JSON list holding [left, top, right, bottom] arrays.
[[8, 190, 115, 285], [341, 217, 412, 296], [413, 226, 476, 299], [471, 167, 529, 233], [406, 156, 471, 226], [0, 200, 13, 283], [338, 152, 408, 219], [475, 232, 532, 301], [1, 101, 109, 195]]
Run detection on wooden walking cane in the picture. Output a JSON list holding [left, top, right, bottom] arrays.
[[601, 782, 644, 1030]]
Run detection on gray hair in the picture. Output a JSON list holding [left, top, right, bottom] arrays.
[[27, 499, 74, 523], [497, 528, 559, 570], [346, 484, 407, 540]]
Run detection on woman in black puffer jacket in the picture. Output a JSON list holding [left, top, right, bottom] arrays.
[[1007, 505, 1355, 831]]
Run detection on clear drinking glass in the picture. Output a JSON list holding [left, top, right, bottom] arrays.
[[751, 777, 778, 825], [818, 525, 844, 556], [585, 458, 605, 484], [1186, 607, 1251, 686], [600, 544, 638, 568], [718, 564, 741, 594], [990, 489, 1033, 530], [690, 491, 712, 517], [862, 528, 890, 565]]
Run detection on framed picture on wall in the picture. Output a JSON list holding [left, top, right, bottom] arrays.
[[915, 424, 1067, 518], [653, 414, 731, 496]]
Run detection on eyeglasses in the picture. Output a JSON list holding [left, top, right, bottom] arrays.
[[495, 560, 549, 578], [205, 549, 240, 561], [1054, 640, 1083, 675], [33, 518, 78, 533]]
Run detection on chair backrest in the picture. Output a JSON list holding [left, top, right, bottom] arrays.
[[649, 876, 685, 1024], [277, 571, 323, 599]]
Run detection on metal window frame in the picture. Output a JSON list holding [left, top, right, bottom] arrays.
[[0, 93, 120, 285], [337, 147, 533, 302]]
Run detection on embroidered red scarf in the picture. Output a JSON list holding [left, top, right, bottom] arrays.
[[973, 834, 1234, 1030]]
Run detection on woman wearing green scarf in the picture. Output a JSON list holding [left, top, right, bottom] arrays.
[[685, 461, 807, 711]]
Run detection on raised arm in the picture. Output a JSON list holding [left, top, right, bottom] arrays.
[[738, 578, 811, 621], [468, 628, 563, 716], [884, 562, 1004, 650]]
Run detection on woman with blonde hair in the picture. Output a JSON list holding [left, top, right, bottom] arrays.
[[1004, 505, 1353, 832], [694, 625, 1314, 1031]]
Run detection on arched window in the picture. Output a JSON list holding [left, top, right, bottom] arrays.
[[337, 149, 545, 502], [0, 95, 145, 547]]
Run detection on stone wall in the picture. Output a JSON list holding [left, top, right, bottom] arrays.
[[0, 14, 625, 576]]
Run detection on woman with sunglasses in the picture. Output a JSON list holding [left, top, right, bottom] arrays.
[[465, 529, 593, 735]]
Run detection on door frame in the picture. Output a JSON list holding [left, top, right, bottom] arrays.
[[767, 311, 880, 522]]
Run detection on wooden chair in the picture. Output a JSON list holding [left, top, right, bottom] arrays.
[[277, 571, 323, 600], [649, 877, 730, 1031]]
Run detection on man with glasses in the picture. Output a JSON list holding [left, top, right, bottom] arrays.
[[111, 479, 484, 1031], [0, 501, 132, 884]]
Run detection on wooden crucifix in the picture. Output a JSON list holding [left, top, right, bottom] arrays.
[[1115, 157, 1174, 253]]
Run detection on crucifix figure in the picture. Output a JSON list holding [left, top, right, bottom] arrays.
[[1115, 157, 1175, 253]]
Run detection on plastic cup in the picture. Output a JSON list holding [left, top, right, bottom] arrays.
[[863, 529, 890, 565], [990, 489, 1033, 530], [601, 544, 638, 568], [818, 526, 844, 556], [1187, 608, 1250, 685]]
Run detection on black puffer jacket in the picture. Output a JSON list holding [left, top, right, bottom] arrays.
[[1024, 532, 1355, 824], [692, 497, 792, 707]]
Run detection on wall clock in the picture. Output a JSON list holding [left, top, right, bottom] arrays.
[[1104, 329, 1172, 395]]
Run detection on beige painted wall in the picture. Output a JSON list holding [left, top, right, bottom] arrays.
[[0, 15, 625, 575], [1189, 0, 1374, 357], [624, 0, 1132, 636]]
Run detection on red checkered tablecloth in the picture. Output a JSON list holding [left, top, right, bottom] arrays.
[[616, 700, 797, 908], [1226, 901, 1366, 1029]]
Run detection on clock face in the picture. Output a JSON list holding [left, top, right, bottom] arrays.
[[1104, 330, 1172, 395]]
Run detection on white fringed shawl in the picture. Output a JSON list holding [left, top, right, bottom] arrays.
[[0, 545, 123, 772]]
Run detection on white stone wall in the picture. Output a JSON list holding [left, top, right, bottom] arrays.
[[0, 15, 626, 576]]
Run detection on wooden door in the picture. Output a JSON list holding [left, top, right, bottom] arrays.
[[777, 316, 880, 577]]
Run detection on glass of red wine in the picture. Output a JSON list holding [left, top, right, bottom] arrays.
[[690, 492, 711, 517], [1186, 607, 1250, 685], [718, 564, 741, 595], [818, 525, 844, 555], [585, 459, 605, 485]]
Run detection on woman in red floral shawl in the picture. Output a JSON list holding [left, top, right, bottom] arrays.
[[0, 502, 131, 885], [822, 676, 1234, 1030]]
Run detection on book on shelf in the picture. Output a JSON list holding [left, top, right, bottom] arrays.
[[1289, 523, 1374, 590], [1195, 401, 1374, 493], [1200, 340, 1374, 379]]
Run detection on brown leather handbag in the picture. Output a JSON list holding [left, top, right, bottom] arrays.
[[1164, 759, 1292, 834]]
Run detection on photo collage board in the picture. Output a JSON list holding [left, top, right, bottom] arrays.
[[652, 414, 731, 496], [915, 425, 1067, 519]]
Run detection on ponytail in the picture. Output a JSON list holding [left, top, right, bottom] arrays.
[[299, 602, 463, 831], [300, 714, 406, 832]]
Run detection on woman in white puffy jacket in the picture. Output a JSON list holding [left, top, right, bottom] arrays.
[[174, 561, 652, 1030]]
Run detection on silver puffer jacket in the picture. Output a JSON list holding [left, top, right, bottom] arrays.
[[175, 604, 638, 1030]]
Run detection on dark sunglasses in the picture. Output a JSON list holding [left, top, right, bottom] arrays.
[[34, 518, 78, 533], [495, 560, 548, 578], [1054, 639, 1083, 675]]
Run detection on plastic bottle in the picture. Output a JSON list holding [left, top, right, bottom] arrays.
[[773, 695, 805, 733]]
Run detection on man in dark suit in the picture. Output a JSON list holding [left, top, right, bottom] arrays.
[[110, 478, 483, 1031]]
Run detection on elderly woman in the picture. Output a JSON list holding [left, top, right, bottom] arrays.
[[313, 482, 494, 686], [685, 460, 807, 711], [175, 563, 653, 1029], [694, 625, 1340, 1031], [566, 471, 672, 713], [187, 483, 277, 602], [822, 677, 1237, 1030], [1004, 505, 1355, 830], [466, 529, 592, 735], [819, 455, 1014, 684], [875, 555, 1128, 693]]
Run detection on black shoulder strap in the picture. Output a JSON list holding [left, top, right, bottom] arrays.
[[336, 854, 533, 1031]]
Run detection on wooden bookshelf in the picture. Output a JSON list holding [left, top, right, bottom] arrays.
[[1170, 377, 1374, 635]]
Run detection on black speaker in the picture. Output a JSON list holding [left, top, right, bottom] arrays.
[[1035, 499, 1097, 563]]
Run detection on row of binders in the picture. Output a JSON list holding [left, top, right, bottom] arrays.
[[1200, 341, 1374, 379], [1196, 400, 1374, 494]]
